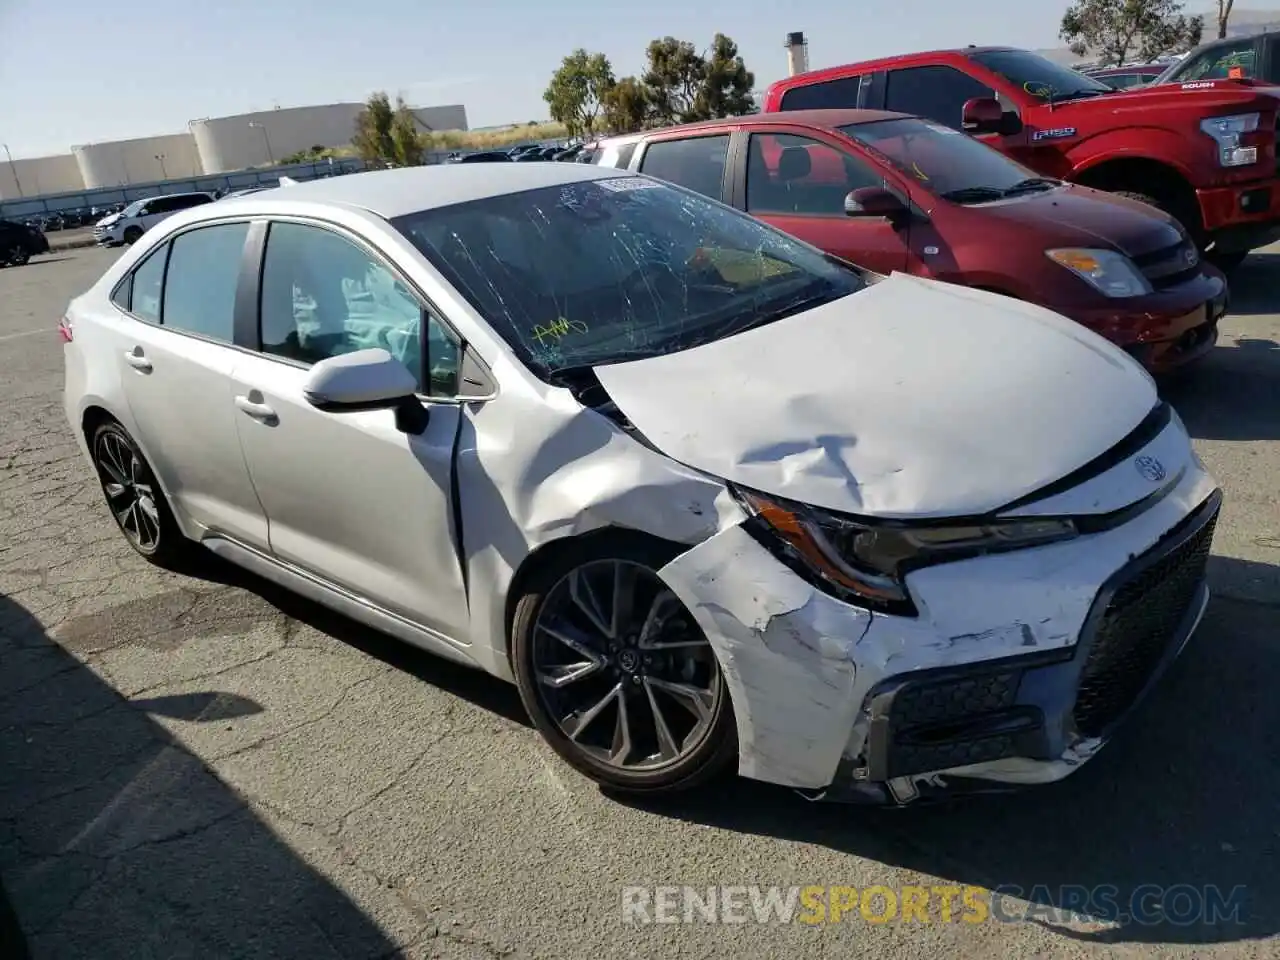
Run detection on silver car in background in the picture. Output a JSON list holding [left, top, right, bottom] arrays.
[[62, 164, 1219, 804]]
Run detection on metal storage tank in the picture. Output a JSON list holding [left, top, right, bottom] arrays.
[[0, 153, 84, 199], [190, 102, 469, 174], [73, 134, 203, 188]]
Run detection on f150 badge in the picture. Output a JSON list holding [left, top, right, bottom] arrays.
[[1031, 127, 1077, 142]]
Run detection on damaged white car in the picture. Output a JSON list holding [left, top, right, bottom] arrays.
[[62, 163, 1221, 805]]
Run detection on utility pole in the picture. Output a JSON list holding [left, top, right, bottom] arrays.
[[154, 154, 168, 179], [2, 144, 24, 197]]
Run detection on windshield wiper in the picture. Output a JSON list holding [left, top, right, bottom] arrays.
[[1002, 177, 1060, 197], [940, 186, 1006, 204]]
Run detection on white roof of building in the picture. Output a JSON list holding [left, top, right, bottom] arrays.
[[217, 163, 630, 219]]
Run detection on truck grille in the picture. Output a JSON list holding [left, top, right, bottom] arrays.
[[1072, 507, 1217, 738], [1132, 239, 1202, 289]]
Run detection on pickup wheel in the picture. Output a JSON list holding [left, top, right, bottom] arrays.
[[1112, 190, 1172, 217]]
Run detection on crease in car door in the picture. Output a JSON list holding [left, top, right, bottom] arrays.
[[744, 132, 908, 274], [229, 220, 471, 643], [115, 223, 270, 548]]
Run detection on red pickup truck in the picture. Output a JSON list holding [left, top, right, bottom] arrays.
[[763, 46, 1280, 269]]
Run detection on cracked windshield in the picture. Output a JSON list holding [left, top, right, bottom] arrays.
[[394, 177, 864, 379]]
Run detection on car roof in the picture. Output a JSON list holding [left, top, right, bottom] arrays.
[[598, 109, 909, 145], [212, 163, 629, 218]]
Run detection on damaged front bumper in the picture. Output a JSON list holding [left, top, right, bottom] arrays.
[[656, 448, 1221, 807]]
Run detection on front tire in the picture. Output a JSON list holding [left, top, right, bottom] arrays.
[[511, 533, 737, 797], [122, 226, 142, 244], [4, 245, 29, 266], [90, 421, 193, 568]]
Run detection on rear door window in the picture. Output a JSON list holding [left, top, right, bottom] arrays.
[[160, 223, 250, 342], [637, 135, 731, 201], [746, 133, 883, 215], [778, 75, 865, 110], [884, 65, 995, 130]]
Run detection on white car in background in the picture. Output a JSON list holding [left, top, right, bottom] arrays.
[[93, 192, 215, 246], [61, 164, 1220, 805]]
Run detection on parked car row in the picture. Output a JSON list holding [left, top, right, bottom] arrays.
[[22, 204, 124, 232], [61, 162, 1224, 807]]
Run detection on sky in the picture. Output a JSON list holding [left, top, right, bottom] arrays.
[[0, 0, 1229, 159]]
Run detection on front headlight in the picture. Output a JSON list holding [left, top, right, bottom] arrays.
[[1200, 112, 1259, 167], [737, 489, 1077, 614], [1046, 248, 1152, 298]]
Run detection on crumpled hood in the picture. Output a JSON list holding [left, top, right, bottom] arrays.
[[976, 185, 1185, 259], [592, 273, 1158, 519], [96, 214, 120, 227]]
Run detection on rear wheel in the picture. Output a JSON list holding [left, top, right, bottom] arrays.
[[90, 421, 193, 568], [4, 244, 28, 266], [511, 534, 737, 796]]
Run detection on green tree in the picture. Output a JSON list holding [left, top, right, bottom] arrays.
[[544, 49, 616, 137], [701, 33, 756, 118], [352, 92, 397, 164], [390, 99, 424, 166], [640, 34, 757, 126], [601, 77, 652, 134], [1060, 0, 1203, 65], [642, 37, 707, 125]]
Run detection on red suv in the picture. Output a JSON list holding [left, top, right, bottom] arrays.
[[591, 110, 1228, 372]]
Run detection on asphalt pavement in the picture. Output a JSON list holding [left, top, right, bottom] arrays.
[[1, 246, 1277, 959]]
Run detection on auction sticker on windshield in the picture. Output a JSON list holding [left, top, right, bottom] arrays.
[[598, 178, 662, 192]]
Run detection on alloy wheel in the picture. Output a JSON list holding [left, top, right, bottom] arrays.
[[94, 431, 161, 553], [6, 245, 27, 266], [531, 559, 721, 771]]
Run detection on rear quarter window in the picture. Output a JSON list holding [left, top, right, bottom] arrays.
[[779, 75, 864, 110]]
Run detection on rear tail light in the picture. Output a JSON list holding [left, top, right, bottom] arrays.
[[58, 316, 73, 343]]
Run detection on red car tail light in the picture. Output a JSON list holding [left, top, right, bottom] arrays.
[[58, 316, 73, 343]]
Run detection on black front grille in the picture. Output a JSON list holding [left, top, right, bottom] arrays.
[[1073, 509, 1218, 737], [1132, 239, 1202, 290]]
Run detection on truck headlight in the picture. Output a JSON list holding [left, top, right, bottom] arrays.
[[736, 488, 1077, 614], [1046, 248, 1153, 298], [1200, 113, 1259, 167]]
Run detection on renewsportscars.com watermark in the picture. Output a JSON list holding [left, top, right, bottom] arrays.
[[621, 884, 1248, 926]]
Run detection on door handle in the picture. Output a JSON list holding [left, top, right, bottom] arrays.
[[124, 349, 152, 373], [234, 395, 277, 423]]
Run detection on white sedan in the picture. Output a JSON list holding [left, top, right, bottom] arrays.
[[61, 163, 1220, 804]]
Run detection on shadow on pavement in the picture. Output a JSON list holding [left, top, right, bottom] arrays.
[[0, 592, 400, 959], [1220, 252, 1280, 317], [174, 553, 532, 730], [1164, 335, 1280, 443], [630, 554, 1280, 947]]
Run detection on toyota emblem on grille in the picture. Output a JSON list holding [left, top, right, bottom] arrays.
[[1184, 247, 1199, 266], [1135, 455, 1166, 482]]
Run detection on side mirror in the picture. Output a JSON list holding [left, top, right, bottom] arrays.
[[302, 348, 428, 434], [844, 186, 909, 223], [962, 97, 1006, 135]]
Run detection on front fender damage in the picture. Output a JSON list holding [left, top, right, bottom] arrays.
[[656, 524, 871, 789]]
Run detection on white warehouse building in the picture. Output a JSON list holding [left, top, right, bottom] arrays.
[[190, 102, 468, 174], [1, 100, 468, 199]]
